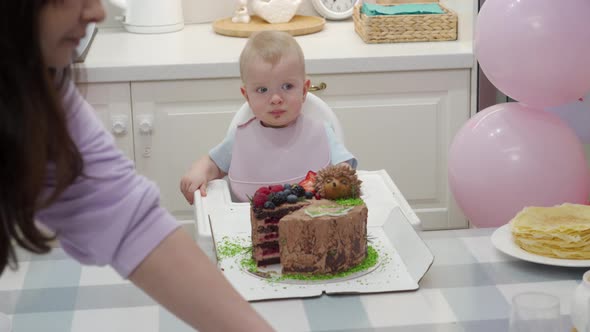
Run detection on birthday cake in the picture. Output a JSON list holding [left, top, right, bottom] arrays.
[[250, 165, 368, 275]]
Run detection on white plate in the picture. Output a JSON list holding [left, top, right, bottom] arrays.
[[491, 224, 590, 267]]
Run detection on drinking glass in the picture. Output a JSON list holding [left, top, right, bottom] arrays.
[[0, 312, 11, 332], [509, 292, 561, 332]]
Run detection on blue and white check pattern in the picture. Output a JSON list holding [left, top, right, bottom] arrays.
[[0, 226, 585, 331]]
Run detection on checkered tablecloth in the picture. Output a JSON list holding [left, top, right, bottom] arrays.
[[0, 226, 586, 331]]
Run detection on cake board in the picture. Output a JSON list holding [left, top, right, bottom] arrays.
[[209, 205, 433, 301], [194, 170, 433, 301]]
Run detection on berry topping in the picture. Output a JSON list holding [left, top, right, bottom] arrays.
[[264, 201, 276, 209], [286, 194, 298, 203], [304, 191, 314, 199], [298, 170, 317, 193], [290, 184, 305, 197], [255, 186, 271, 196], [252, 193, 268, 208], [269, 185, 284, 193], [271, 192, 287, 206]]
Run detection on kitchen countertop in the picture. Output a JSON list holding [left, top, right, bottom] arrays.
[[0, 227, 583, 331], [75, 20, 474, 83]]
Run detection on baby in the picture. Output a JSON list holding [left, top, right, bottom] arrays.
[[180, 30, 357, 204]]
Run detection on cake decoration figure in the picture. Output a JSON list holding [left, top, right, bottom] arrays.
[[315, 164, 362, 200]]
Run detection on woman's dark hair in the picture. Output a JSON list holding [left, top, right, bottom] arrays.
[[0, 1, 84, 275]]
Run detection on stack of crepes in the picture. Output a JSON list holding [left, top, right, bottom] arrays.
[[510, 203, 590, 260]]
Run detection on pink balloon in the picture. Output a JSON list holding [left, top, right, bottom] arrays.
[[475, 0, 590, 108], [448, 103, 590, 228]]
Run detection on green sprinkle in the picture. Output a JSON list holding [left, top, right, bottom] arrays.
[[217, 238, 250, 260], [220, 236, 381, 284], [238, 246, 380, 282], [240, 256, 258, 273]]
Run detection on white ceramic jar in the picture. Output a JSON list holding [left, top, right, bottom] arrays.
[[252, 0, 303, 24], [571, 270, 590, 332]]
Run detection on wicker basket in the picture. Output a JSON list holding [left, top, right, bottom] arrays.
[[353, 3, 458, 44]]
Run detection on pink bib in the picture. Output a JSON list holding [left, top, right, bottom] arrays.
[[229, 114, 330, 202]]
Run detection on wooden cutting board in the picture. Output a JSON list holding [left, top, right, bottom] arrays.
[[212, 15, 325, 38]]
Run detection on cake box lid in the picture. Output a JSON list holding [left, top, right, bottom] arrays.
[[196, 170, 434, 301]]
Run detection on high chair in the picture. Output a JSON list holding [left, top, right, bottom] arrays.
[[193, 93, 421, 259]]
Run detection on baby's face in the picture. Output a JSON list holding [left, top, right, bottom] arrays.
[[241, 55, 310, 128]]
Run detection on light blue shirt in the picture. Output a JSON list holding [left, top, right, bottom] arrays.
[[210, 121, 357, 174]]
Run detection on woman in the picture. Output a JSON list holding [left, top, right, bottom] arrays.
[[0, 1, 273, 331]]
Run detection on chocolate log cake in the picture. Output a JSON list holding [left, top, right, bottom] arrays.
[[280, 199, 368, 274], [249, 165, 368, 274]]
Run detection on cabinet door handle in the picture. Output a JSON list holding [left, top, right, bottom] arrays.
[[110, 114, 128, 136], [138, 115, 154, 135], [309, 82, 327, 91]]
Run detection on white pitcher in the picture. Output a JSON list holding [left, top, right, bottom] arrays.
[[109, 0, 184, 34], [571, 270, 590, 332]]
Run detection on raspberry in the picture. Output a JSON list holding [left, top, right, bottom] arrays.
[[269, 185, 284, 193], [252, 193, 268, 207], [255, 187, 271, 196]]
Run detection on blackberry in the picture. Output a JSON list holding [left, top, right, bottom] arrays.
[[271, 192, 287, 206], [291, 184, 305, 197], [286, 194, 298, 204], [264, 201, 276, 209]]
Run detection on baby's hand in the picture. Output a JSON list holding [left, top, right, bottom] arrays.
[[180, 170, 209, 205], [180, 156, 225, 205]]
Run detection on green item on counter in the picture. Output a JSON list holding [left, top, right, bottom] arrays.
[[361, 3, 444, 16]]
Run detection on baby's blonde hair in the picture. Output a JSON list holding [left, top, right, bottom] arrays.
[[239, 31, 306, 82]]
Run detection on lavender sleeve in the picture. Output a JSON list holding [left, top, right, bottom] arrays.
[[36, 82, 180, 278]]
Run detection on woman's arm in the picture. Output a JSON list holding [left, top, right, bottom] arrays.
[[129, 228, 274, 332]]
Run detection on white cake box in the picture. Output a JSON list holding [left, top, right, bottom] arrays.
[[194, 170, 433, 301]]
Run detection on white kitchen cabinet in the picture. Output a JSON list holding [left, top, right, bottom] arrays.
[[310, 70, 470, 230], [77, 83, 134, 161], [130, 79, 245, 219], [125, 70, 470, 229]]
